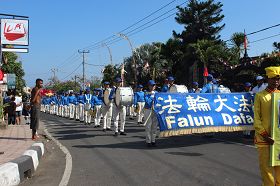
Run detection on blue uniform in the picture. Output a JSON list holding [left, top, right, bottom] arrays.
[[63, 96, 69, 106], [92, 95, 103, 106], [144, 91, 158, 109], [134, 91, 145, 105], [161, 84, 169, 92], [77, 95, 85, 104], [68, 95, 77, 104], [200, 83, 220, 93]]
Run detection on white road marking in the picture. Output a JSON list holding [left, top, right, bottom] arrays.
[[213, 138, 256, 148]]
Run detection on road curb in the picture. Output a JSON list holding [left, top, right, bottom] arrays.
[[0, 142, 45, 186]]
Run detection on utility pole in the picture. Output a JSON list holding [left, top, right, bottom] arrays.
[[78, 50, 90, 90]]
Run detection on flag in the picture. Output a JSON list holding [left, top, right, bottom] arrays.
[[244, 30, 248, 50], [203, 67, 208, 77]]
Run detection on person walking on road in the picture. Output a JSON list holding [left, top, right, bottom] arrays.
[[144, 80, 158, 147], [30, 78, 43, 140], [254, 66, 280, 185]]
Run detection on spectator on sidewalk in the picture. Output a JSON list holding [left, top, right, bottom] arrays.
[[15, 92, 23, 125], [22, 102, 31, 125], [6, 96, 16, 125], [30, 78, 43, 140]]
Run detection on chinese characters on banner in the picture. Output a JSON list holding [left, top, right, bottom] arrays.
[[154, 93, 254, 137]]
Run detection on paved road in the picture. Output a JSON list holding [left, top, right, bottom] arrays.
[[40, 113, 261, 186]]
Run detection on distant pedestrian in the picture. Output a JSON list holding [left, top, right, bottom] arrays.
[[15, 92, 23, 125], [30, 78, 43, 140], [6, 96, 16, 125]]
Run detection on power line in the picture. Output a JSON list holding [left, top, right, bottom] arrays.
[[82, 0, 184, 50], [249, 33, 280, 44], [61, 63, 82, 80]]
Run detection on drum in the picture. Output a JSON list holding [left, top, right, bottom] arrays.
[[169, 85, 188, 93], [115, 87, 134, 107], [103, 88, 112, 106]]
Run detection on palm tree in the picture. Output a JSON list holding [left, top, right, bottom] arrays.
[[230, 32, 245, 59]]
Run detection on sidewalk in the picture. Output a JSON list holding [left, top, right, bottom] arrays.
[[0, 123, 45, 186], [0, 124, 34, 165]]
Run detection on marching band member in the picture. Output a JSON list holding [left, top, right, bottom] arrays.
[[93, 88, 103, 128], [101, 82, 113, 132], [134, 84, 145, 125], [167, 76, 175, 91], [254, 66, 280, 185], [58, 94, 63, 117], [161, 78, 169, 92], [62, 92, 69, 118], [252, 75, 268, 94], [144, 80, 158, 147], [110, 77, 127, 136], [74, 92, 80, 121], [68, 92, 76, 119], [45, 95, 51, 113], [189, 82, 201, 93], [201, 74, 220, 93], [77, 90, 85, 122], [84, 88, 93, 125]]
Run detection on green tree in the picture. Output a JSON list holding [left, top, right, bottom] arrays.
[[173, 0, 225, 44], [273, 42, 280, 52], [230, 32, 245, 59], [1, 52, 26, 92], [102, 64, 119, 84]]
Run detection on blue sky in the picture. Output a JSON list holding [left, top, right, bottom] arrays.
[[1, 0, 280, 87]]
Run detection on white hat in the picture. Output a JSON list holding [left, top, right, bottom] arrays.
[[256, 76, 264, 81]]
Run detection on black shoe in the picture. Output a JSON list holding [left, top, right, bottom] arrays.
[[140, 122, 144, 124], [120, 132, 127, 136], [102, 129, 106, 132], [114, 132, 118, 136], [97, 125, 101, 128], [129, 117, 134, 120], [106, 128, 112, 131], [146, 143, 152, 147], [94, 126, 98, 128], [76, 119, 79, 121], [137, 122, 141, 125], [151, 142, 156, 147]]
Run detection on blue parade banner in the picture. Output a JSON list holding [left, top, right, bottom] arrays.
[[153, 93, 254, 137]]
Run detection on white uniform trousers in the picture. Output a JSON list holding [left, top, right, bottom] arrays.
[[58, 105, 63, 116], [113, 105, 126, 133], [49, 104, 54, 114], [79, 104, 84, 121], [145, 109, 158, 143], [84, 109, 92, 124], [136, 102, 145, 123], [63, 105, 69, 118], [69, 103, 75, 119], [75, 104, 79, 120], [102, 103, 112, 129], [94, 105, 102, 126], [41, 105, 45, 112], [45, 105, 50, 113]]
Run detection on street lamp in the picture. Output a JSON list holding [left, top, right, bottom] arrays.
[[116, 33, 137, 85], [102, 43, 113, 66]]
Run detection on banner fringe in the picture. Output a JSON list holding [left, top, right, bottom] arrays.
[[159, 126, 254, 137]]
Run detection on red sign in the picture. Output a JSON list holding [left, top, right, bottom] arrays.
[[4, 22, 26, 41], [1, 19, 29, 45]]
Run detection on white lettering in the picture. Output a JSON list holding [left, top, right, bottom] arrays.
[[222, 113, 232, 125]]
